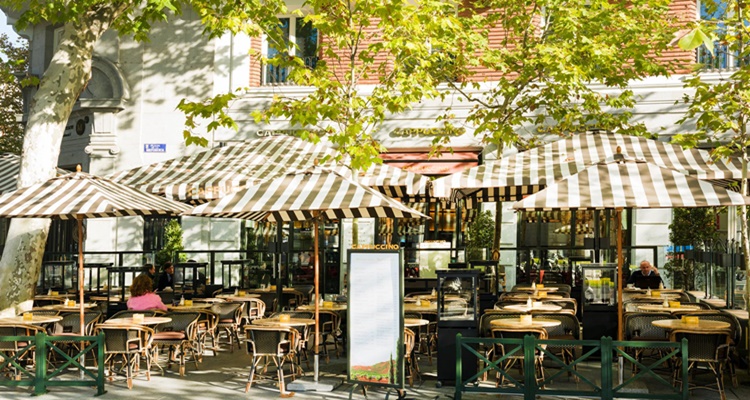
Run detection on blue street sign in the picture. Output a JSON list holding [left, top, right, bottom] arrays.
[[143, 144, 166, 153]]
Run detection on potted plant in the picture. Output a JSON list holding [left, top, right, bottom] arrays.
[[155, 219, 187, 267], [465, 210, 495, 261]]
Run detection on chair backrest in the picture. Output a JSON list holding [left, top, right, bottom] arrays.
[[109, 310, 159, 320], [491, 327, 548, 357], [544, 298, 577, 313], [58, 311, 102, 334], [0, 324, 44, 351], [245, 326, 297, 356], [211, 302, 243, 322], [28, 309, 60, 317], [95, 323, 153, 354], [404, 312, 422, 320], [246, 298, 266, 320], [670, 329, 731, 362], [159, 312, 200, 339], [529, 313, 580, 339], [543, 283, 572, 293], [478, 312, 525, 337], [196, 309, 219, 332], [272, 311, 313, 320], [624, 312, 674, 340], [404, 328, 416, 357]]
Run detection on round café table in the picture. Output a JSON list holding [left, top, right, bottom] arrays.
[[0, 315, 63, 325], [651, 319, 730, 331], [502, 304, 563, 313], [216, 293, 261, 299], [167, 303, 212, 311], [298, 304, 347, 312], [104, 316, 172, 326], [39, 303, 98, 313], [504, 293, 565, 301], [404, 318, 429, 328], [513, 287, 559, 293], [252, 317, 315, 327], [637, 304, 701, 313], [404, 303, 437, 312], [491, 318, 561, 329], [632, 293, 682, 301]]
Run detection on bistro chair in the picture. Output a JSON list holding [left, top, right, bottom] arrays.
[[477, 311, 524, 382], [195, 309, 219, 358], [49, 310, 102, 363], [152, 311, 200, 376], [678, 311, 742, 387], [0, 323, 45, 379], [242, 298, 266, 325], [211, 302, 244, 352], [491, 327, 548, 388], [95, 323, 154, 389], [244, 326, 299, 397], [404, 327, 419, 387], [531, 312, 581, 382], [670, 328, 732, 400], [318, 310, 342, 362], [624, 312, 674, 374]]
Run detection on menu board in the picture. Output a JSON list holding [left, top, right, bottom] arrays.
[[347, 250, 403, 388]]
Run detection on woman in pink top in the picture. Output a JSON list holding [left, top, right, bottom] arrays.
[[127, 274, 168, 311]]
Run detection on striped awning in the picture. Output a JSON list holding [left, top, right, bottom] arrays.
[[0, 153, 69, 194], [108, 136, 429, 203], [512, 160, 750, 211], [0, 171, 191, 219], [431, 132, 744, 207], [185, 167, 428, 222]]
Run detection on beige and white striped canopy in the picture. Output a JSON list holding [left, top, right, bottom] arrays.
[[186, 167, 428, 222], [108, 136, 429, 203], [0, 171, 191, 219], [512, 160, 750, 211], [431, 132, 743, 207], [0, 153, 69, 194]]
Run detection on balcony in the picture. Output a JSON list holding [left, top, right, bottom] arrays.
[[262, 56, 318, 86]]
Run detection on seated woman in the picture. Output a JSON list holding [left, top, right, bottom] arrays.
[[127, 274, 168, 311]]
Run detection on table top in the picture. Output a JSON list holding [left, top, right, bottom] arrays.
[[35, 294, 73, 299], [191, 298, 227, 303], [505, 294, 565, 300], [253, 317, 315, 327], [168, 304, 212, 310], [637, 305, 701, 313], [624, 288, 684, 293], [104, 317, 172, 326], [513, 287, 559, 293], [403, 303, 437, 312], [40, 303, 98, 312], [0, 315, 63, 325], [248, 288, 301, 293], [491, 318, 561, 329], [502, 304, 563, 312], [297, 304, 347, 311], [90, 295, 130, 302], [217, 293, 261, 299], [404, 318, 429, 328], [651, 319, 731, 331], [631, 294, 681, 300]]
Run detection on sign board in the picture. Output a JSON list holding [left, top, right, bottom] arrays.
[[418, 241, 451, 278], [347, 250, 403, 388], [143, 144, 166, 153]]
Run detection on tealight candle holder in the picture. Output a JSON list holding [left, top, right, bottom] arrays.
[[184, 300, 193, 306], [279, 314, 291, 323], [684, 316, 699, 325], [66, 300, 76, 307], [23, 312, 33, 322], [238, 290, 246, 297], [133, 313, 145, 324], [668, 301, 680, 308], [519, 315, 532, 325]]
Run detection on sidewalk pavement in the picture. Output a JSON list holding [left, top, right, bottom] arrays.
[[3, 345, 750, 399]]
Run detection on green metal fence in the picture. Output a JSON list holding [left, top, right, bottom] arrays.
[[0, 332, 106, 396], [455, 334, 689, 400]]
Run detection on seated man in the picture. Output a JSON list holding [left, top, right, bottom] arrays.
[[627, 260, 664, 288], [157, 262, 175, 291]]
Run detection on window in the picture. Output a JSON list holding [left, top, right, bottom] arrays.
[[143, 216, 178, 253], [696, 0, 749, 69], [263, 17, 318, 85]]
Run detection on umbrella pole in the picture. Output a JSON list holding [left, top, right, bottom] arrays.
[[616, 208, 624, 384], [77, 216, 86, 376], [313, 213, 320, 383]]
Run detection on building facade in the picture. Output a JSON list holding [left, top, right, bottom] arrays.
[[3, 1, 729, 291]]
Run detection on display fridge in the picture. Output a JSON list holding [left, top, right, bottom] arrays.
[[581, 263, 618, 351]]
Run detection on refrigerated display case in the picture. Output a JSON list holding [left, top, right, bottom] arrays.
[[436, 269, 480, 386], [581, 263, 618, 348]]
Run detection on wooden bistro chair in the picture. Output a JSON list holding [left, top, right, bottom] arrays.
[[670, 328, 732, 400], [211, 302, 244, 352], [0, 323, 45, 380], [95, 323, 154, 389], [491, 327, 548, 388], [244, 326, 299, 398], [151, 311, 200, 376]]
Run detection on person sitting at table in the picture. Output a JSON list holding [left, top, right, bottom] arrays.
[[626, 260, 664, 288], [127, 274, 167, 311], [157, 262, 175, 291], [139, 263, 157, 287]]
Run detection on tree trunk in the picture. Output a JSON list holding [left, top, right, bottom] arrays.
[[0, 6, 123, 311]]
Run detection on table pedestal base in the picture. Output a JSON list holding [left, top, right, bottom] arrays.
[[287, 377, 342, 392]]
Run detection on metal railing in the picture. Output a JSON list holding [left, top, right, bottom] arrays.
[[0, 332, 105, 395], [262, 56, 318, 85], [455, 334, 688, 400]]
